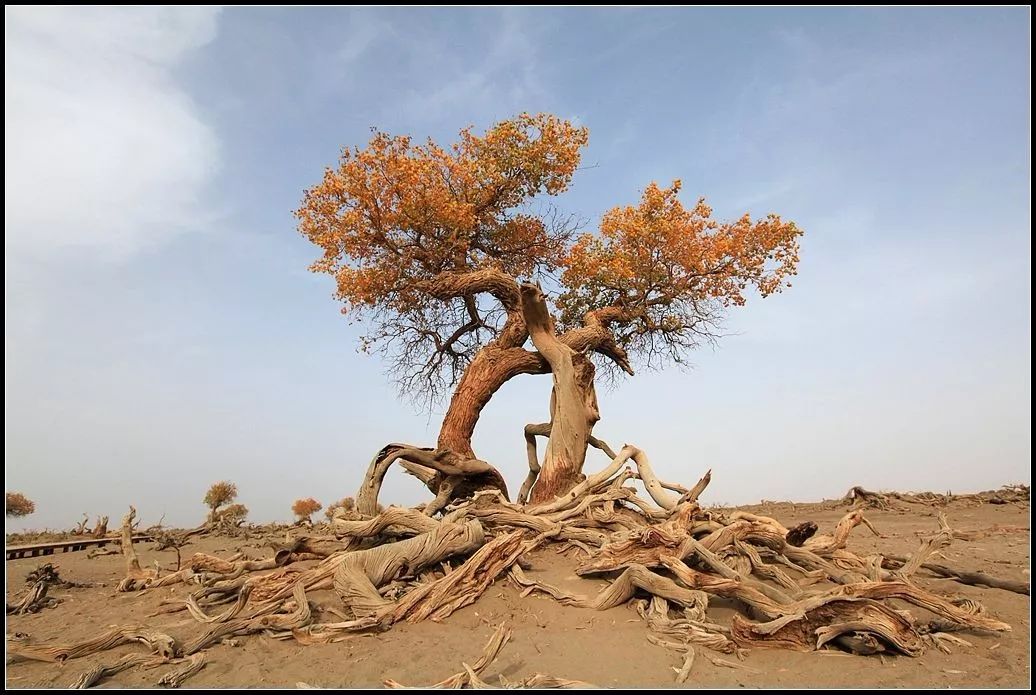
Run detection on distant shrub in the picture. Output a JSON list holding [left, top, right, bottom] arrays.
[[6, 492, 35, 517], [292, 498, 322, 523]]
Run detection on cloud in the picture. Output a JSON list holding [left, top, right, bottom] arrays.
[[4, 7, 222, 260], [397, 9, 546, 121]]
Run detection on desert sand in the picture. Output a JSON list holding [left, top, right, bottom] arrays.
[[5, 497, 1030, 689]]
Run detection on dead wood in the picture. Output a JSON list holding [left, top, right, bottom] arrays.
[[36, 460, 1020, 684], [730, 598, 924, 656], [384, 622, 596, 689], [157, 653, 207, 688], [511, 674, 599, 688], [92, 515, 110, 538], [894, 512, 954, 580], [6, 580, 59, 615], [881, 556, 1029, 595], [399, 623, 510, 688], [575, 502, 699, 575], [117, 506, 159, 592], [844, 486, 894, 510], [385, 531, 534, 624], [330, 505, 441, 541], [69, 652, 165, 689], [183, 583, 312, 655], [316, 521, 485, 617], [785, 521, 818, 547], [357, 443, 509, 518], [680, 469, 712, 505], [510, 562, 709, 612], [8, 627, 176, 664]]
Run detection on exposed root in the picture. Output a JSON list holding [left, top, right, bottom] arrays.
[[844, 486, 893, 510], [331, 521, 486, 618], [10, 453, 1020, 689], [785, 521, 818, 547], [182, 583, 313, 655], [386, 530, 534, 624], [69, 652, 165, 689], [8, 627, 176, 664], [157, 653, 207, 688], [881, 556, 1029, 595]]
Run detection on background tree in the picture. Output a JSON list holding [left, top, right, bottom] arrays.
[[218, 503, 249, 526], [203, 481, 238, 523], [298, 114, 801, 507], [292, 498, 322, 524], [6, 492, 36, 517], [325, 497, 351, 520]]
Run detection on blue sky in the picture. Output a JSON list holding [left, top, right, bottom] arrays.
[[5, 7, 1030, 529]]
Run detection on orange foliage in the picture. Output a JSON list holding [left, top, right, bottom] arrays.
[[6, 491, 35, 517], [557, 181, 801, 366], [297, 113, 802, 392], [219, 503, 249, 525], [203, 481, 238, 511], [292, 498, 322, 522], [297, 113, 587, 317], [562, 181, 800, 310]]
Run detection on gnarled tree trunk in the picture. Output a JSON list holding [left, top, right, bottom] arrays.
[[437, 348, 539, 457], [520, 284, 600, 503]]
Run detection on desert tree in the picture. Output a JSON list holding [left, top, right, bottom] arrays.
[[325, 497, 356, 520], [6, 492, 35, 517], [292, 498, 323, 524], [218, 503, 249, 526], [203, 481, 238, 523], [297, 113, 800, 510]]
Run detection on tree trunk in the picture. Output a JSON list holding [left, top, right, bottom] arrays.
[[437, 347, 542, 456], [520, 284, 600, 504]]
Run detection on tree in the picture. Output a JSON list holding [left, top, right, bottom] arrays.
[[6, 492, 35, 517], [298, 113, 801, 509], [203, 481, 238, 522], [292, 498, 322, 524], [218, 503, 249, 526]]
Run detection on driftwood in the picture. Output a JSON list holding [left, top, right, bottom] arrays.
[[843, 484, 1030, 510], [157, 653, 207, 688], [881, 556, 1029, 595], [386, 530, 537, 624], [6, 580, 59, 615], [9, 451, 1021, 688], [331, 521, 486, 618], [8, 627, 176, 664], [69, 652, 166, 689]]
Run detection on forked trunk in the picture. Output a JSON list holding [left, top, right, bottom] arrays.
[[519, 284, 600, 504]]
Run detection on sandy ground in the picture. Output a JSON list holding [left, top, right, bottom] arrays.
[[5, 499, 1030, 688]]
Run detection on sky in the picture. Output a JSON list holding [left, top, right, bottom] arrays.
[[5, 7, 1031, 530]]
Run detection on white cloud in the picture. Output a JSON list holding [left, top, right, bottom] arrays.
[[398, 9, 545, 121], [4, 7, 222, 260]]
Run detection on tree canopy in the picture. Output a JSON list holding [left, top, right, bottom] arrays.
[[204, 481, 238, 511], [298, 112, 801, 410], [292, 498, 322, 522], [6, 491, 35, 517]]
